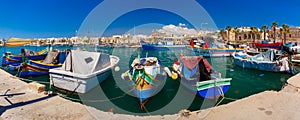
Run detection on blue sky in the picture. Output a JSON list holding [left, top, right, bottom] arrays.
[[0, 0, 300, 38]]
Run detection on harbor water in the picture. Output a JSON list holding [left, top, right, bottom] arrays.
[[0, 46, 292, 115]]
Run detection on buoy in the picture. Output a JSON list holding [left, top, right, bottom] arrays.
[[114, 66, 120, 72], [108, 108, 114, 112], [171, 72, 178, 80]]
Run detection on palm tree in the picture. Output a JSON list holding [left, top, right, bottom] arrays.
[[272, 21, 278, 42], [233, 27, 240, 41], [226, 26, 232, 41], [281, 24, 290, 44], [219, 29, 226, 41], [250, 26, 259, 42], [261, 25, 268, 41]]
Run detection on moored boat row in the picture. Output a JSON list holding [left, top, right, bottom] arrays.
[[1, 37, 299, 111]]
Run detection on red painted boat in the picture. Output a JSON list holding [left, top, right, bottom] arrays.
[[252, 41, 283, 49]]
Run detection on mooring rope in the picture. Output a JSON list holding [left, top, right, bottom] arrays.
[[142, 104, 152, 116], [15, 64, 23, 77], [214, 86, 238, 106]]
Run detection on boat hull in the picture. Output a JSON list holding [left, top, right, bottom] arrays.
[[233, 53, 292, 74], [141, 44, 186, 51], [180, 77, 231, 98], [252, 42, 282, 49], [1, 54, 47, 70], [50, 69, 111, 94], [121, 57, 166, 109], [20, 70, 49, 77], [172, 56, 232, 98], [189, 48, 244, 57], [233, 56, 281, 72], [20, 60, 62, 77], [49, 55, 119, 94]]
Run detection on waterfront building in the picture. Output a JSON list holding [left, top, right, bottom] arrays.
[[220, 26, 300, 43]]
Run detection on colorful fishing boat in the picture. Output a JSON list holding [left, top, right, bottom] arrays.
[[141, 43, 186, 51], [232, 49, 293, 74], [19, 50, 68, 77], [2, 49, 47, 70], [1, 37, 48, 70], [189, 40, 244, 57], [171, 56, 232, 98], [252, 41, 283, 49], [141, 37, 186, 51], [121, 56, 166, 110], [191, 48, 244, 57]]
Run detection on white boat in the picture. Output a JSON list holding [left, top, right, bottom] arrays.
[[292, 54, 300, 63], [232, 50, 293, 74], [49, 50, 119, 94]]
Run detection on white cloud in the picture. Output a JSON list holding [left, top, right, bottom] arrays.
[[179, 23, 186, 27], [158, 24, 197, 37]]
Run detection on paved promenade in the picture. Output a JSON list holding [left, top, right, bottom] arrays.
[[1, 69, 300, 119]]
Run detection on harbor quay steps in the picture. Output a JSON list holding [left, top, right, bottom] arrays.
[[1, 68, 300, 120]]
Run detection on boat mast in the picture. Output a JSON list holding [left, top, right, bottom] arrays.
[[2, 38, 6, 56]]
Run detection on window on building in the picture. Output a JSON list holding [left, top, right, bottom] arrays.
[[290, 34, 292, 38]]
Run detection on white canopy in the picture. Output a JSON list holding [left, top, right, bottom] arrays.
[[61, 50, 111, 74]]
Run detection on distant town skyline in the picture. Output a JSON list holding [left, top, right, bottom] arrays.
[[1, 0, 300, 39]]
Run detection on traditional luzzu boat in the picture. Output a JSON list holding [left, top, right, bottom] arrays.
[[189, 40, 244, 57], [121, 56, 167, 110], [141, 37, 186, 51], [2, 49, 48, 70], [171, 56, 232, 98], [141, 43, 186, 51], [49, 50, 120, 94], [1, 38, 48, 70], [19, 50, 69, 77], [232, 49, 293, 74], [252, 40, 283, 49]]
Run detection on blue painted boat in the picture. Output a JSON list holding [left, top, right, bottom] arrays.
[[232, 50, 293, 74], [171, 56, 232, 98], [141, 43, 186, 51], [190, 48, 244, 57], [1, 38, 48, 69], [2, 49, 47, 70], [19, 51, 68, 77], [121, 57, 166, 110], [189, 39, 244, 57]]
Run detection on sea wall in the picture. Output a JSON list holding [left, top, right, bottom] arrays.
[[1, 69, 300, 119]]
